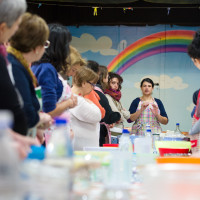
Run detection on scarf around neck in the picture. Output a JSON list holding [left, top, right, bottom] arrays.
[[0, 44, 8, 65], [104, 88, 121, 101], [7, 46, 38, 88]]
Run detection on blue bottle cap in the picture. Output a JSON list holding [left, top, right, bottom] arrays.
[[176, 123, 180, 126], [54, 118, 67, 125], [27, 145, 45, 160], [122, 129, 130, 134]]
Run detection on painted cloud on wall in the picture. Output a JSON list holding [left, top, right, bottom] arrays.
[[134, 74, 189, 90], [71, 33, 119, 55], [187, 103, 194, 112], [117, 40, 127, 52]]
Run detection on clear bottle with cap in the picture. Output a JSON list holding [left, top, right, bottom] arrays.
[[152, 133, 160, 154], [45, 118, 73, 198], [46, 118, 73, 158], [145, 124, 153, 153], [145, 123, 151, 136], [0, 110, 21, 198], [174, 123, 184, 137], [112, 129, 133, 185], [119, 129, 133, 152]]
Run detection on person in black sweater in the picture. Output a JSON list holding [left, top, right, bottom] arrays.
[[0, 0, 28, 135], [87, 61, 121, 146]]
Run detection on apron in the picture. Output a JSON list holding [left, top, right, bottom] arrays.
[[44, 75, 72, 145], [189, 117, 199, 153], [190, 90, 200, 153], [194, 90, 200, 120], [132, 99, 162, 136]]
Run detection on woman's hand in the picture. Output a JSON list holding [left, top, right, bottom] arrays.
[[36, 128, 45, 144], [11, 131, 39, 146], [150, 103, 159, 117], [38, 112, 53, 129], [116, 119, 122, 124], [109, 123, 114, 128], [141, 101, 149, 111], [48, 94, 78, 117], [150, 103, 168, 125], [68, 94, 78, 109], [11, 131, 39, 159]]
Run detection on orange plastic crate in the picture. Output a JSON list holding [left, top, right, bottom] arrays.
[[156, 157, 200, 164]]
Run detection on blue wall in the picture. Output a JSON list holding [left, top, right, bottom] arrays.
[[68, 25, 200, 132]]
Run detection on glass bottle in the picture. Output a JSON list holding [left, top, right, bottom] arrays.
[[174, 123, 184, 138]]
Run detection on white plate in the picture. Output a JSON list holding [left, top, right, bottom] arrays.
[[110, 127, 123, 133]]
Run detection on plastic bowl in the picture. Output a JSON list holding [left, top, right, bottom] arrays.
[[103, 144, 119, 147], [158, 147, 190, 156], [163, 137, 190, 141], [155, 141, 191, 151]]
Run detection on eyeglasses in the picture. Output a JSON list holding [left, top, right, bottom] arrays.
[[44, 40, 50, 49], [87, 81, 95, 87]]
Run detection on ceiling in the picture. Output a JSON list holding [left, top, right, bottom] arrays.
[[26, 0, 200, 26], [26, 0, 200, 5]]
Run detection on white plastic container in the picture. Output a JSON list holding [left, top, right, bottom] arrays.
[[134, 137, 152, 154]]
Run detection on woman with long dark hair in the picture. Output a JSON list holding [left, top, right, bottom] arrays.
[[32, 24, 77, 144], [87, 62, 121, 145], [105, 72, 130, 135], [187, 30, 200, 152]]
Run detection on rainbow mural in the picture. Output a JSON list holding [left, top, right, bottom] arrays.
[[107, 30, 195, 74]]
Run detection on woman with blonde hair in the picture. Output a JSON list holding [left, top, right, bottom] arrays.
[[97, 65, 109, 91], [69, 67, 101, 150], [65, 45, 87, 78], [7, 12, 52, 143]]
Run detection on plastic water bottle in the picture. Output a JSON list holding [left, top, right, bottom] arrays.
[[145, 123, 151, 136], [117, 129, 133, 185], [145, 129, 152, 137], [0, 110, 21, 198], [45, 118, 74, 198], [152, 133, 160, 154], [108, 129, 133, 187], [119, 129, 133, 152], [145, 124, 153, 153], [46, 118, 73, 158], [174, 123, 184, 137]]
